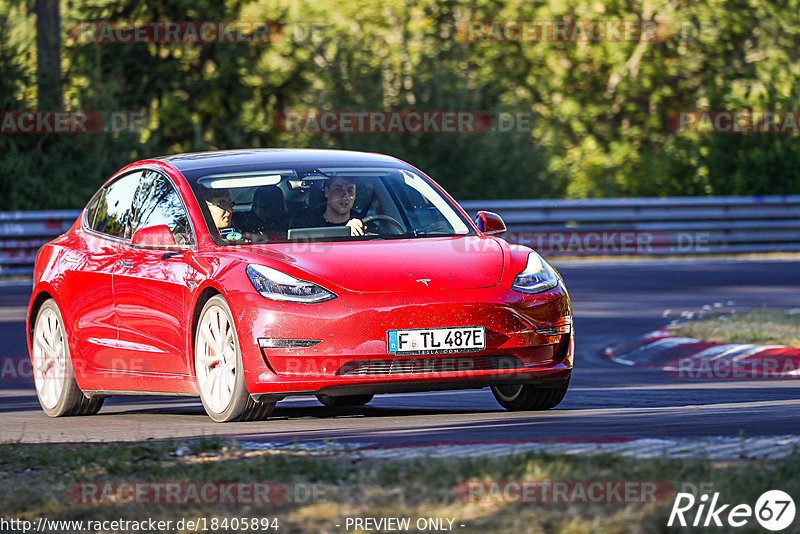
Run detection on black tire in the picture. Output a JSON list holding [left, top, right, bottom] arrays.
[[194, 295, 276, 422], [491, 378, 570, 411], [32, 299, 104, 417], [316, 394, 374, 407]]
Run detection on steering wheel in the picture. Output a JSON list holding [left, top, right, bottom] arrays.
[[362, 214, 405, 235]]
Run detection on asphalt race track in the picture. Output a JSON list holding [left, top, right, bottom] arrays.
[[1, 260, 799, 446]]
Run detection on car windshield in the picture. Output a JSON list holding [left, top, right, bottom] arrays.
[[191, 166, 474, 245]]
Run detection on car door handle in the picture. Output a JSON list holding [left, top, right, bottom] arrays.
[[120, 260, 134, 268]]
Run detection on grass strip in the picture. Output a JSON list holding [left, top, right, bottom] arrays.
[[1, 439, 799, 533], [671, 310, 800, 346]]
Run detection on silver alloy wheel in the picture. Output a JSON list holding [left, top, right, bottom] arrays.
[[32, 306, 67, 409], [196, 304, 237, 414]]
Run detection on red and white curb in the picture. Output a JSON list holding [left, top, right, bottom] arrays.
[[604, 328, 800, 379], [238, 436, 800, 460]]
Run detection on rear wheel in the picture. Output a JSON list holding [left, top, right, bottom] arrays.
[[491, 378, 570, 411], [317, 394, 374, 407], [32, 299, 103, 417], [195, 296, 275, 422]]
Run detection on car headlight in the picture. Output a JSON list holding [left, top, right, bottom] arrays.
[[246, 265, 336, 303], [512, 253, 560, 294]]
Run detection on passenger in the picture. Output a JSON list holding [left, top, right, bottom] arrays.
[[205, 190, 233, 230]]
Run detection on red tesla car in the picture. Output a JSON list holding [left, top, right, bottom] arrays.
[[27, 149, 573, 422]]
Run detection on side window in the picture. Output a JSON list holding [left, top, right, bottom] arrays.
[[86, 171, 143, 239], [132, 171, 194, 245]]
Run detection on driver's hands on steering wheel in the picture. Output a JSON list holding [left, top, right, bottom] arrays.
[[346, 218, 365, 236], [361, 214, 405, 235]]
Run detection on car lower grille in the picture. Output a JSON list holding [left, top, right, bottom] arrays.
[[336, 355, 524, 376]]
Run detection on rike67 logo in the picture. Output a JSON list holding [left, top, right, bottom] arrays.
[[668, 490, 796, 531]]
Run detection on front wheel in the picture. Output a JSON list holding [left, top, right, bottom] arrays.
[[194, 295, 275, 422], [491, 378, 570, 411], [317, 394, 374, 407], [31, 299, 103, 417]]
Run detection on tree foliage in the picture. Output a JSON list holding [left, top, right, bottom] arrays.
[[1, 0, 799, 209]]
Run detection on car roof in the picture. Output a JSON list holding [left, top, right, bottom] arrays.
[[156, 149, 403, 174]]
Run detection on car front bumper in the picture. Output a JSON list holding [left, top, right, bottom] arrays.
[[230, 282, 573, 397]]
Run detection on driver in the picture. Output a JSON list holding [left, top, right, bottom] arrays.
[[294, 176, 365, 236]]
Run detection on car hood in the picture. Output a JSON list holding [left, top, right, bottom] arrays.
[[239, 236, 505, 293]]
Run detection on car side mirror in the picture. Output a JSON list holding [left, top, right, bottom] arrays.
[[474, 211, 507, 235], [131, 225, 179, 248]]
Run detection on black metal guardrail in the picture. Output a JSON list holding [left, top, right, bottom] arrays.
[[460, 195, 800, 257], [0, 210, 80, 276], [2, 195, 799, 275]]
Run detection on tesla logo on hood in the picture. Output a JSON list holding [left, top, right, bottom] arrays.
[[416, 279, 432, 286]]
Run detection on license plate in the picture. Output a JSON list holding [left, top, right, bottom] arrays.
[[387, 326, 486, 355]]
